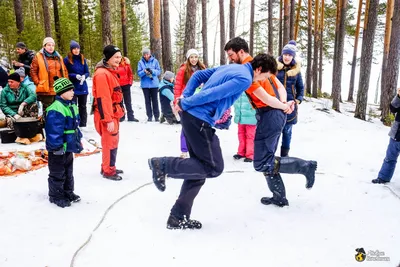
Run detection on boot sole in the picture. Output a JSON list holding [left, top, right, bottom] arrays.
[[305, 161, 318, 189], [148, 159, 166, 192], [260, 197, 289, 207]]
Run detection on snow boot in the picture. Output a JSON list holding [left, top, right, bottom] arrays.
[[100, 168, 124, 175], [148, 157, 166, 192], [276, 157, 317, 189], [66, 192, 81, 203], [244, 157, 253, 162], [159, 114, 166, 123], [261, 173, 289, 207], [371, 178, 389, 184], [166, 214, 202, 230], [233, 154, 244, 160], [280, 146, 290, 157], [49, 197, 71, 208]]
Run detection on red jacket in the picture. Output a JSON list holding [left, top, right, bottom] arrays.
[[117, 61, 133, 86], [173, 64, 190, 104]]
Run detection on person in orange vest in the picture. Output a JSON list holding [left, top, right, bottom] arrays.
[[30, 37, 68, 110], [92, 45, 125, 181]]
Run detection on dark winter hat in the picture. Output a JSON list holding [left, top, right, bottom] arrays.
[[70, 40, 80, 51], [8, 72, 20, 83], [282, 40, 297, 57], [103, 45, 121, 62], [163, 71, 175, 81], [53, 76, 74, 96], [16, 42, 27, 49]]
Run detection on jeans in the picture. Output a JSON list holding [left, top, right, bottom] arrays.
[[378, 138, 400, 182], [281, 123, 293, 149]]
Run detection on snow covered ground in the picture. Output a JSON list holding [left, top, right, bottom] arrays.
[[0, 83, 399, 267]]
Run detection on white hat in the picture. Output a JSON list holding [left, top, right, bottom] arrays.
[[186, 49, 199, 60], [43, 37, 55, 46]]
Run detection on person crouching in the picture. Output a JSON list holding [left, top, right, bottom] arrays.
[[159, 71, 179, 125], [45, 77, 83, 208]]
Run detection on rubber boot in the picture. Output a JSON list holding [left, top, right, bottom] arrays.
[[276, 156, 317, 189], [280, 146, 290, 157], [261, 173, 289, 207]]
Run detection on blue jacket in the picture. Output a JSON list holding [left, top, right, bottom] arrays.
[[22, 76, 36, 94], [233, 92, 257, 125], [64, 54, 90, 95], [159, 79, 174, 117], [180, 63, 253, 126], [276, 57, 304, 124], [137, 56, 161, 88], [45, 96, 83, 153]]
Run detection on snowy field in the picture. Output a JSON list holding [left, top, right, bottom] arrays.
[[0, 83, 399, 267]]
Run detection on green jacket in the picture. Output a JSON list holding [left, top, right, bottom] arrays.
[[233, 92, 257, 125], [0, 83, 36, 117]]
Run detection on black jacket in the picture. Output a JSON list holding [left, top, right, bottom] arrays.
[[13, 50, 35, 76], [0, 67, 7, 88]]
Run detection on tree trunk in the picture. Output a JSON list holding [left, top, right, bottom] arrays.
[[250, 0, 255, 55], [305, 0, 312, 94], [312, 0, 319, 98], [381, 0, 400, 124], [153, 0, 161, 61], [347, 0, 363, 102], [380, 0, 394, 117], [229, 0, 235, 39], [42, 0, 52, 37], [100, 0, 113, 46], [183, 0, 197, 54], [354, 0, 379, 120], [289, 0, 295, 40], [120, 0, 128, 56], [202, 0, 209, 67], [219, 0, 226, 65], [13, 0, 24, 37], [52, 0, 63, 53], [331, 0, 340, 100], [278, 0, 283, 53], [283, 0, 290, 45], [268, 0, 273, 54], [331, 0, 347, 112], [161, 0, 173, 71], [148, 0, 155, 54], [318, 0, 325, 92], [78, 0, 85, 53], [294, 0, 301, 40]]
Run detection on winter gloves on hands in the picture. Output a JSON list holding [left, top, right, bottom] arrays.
[[76, 74, 86, 85], [18, 102, 27, 116], [12, 114, 21, 121]]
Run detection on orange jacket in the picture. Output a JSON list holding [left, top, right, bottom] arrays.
[[92, 61, 125, 123], [30, 49, 68, 95]]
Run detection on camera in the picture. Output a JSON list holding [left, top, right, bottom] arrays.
[[145, 68, 153, 80]]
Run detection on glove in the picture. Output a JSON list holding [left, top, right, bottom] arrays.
[[79, 75, 86, 85], [53, 147, 65, 155], [13, 114, 21, 121], [18, 103, 25, 116], [76, 74, 82, 80]]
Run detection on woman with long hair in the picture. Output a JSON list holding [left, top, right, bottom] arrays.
[[174, 49, 206, 158], [117, 56, 138, 122]]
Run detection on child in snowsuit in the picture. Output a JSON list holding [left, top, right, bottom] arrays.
[[232, 92, 257, 162], [45, 77, 83, 208], [159, 71, 179, 125]]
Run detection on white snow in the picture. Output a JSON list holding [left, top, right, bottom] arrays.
[[0, 83, 399, 267]]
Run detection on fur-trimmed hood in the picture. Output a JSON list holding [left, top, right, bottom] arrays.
[[276, 58, 301, 77]]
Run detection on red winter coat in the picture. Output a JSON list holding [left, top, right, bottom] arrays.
[[117, 59, 133, 86], [173, 64, 191, 104]]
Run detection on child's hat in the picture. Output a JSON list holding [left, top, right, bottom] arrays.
[[53, 76, 74, 96], [163, 71, 175, 81]]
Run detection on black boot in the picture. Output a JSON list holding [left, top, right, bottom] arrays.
[[148, 157, 166, 192], [261, 173, 289, 207], [276, 156, 317, 189], [280, 146, 290, 157], [160, 114, 166, 123], [167, 214, 202, 230], [66, 192, 81, 203]]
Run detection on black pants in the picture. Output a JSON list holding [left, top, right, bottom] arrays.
[[142, 88, 159, 121], [48, 152, 74, 200], [121, 84, 135, 120], [253, 109, 286, 174], [73, 94, 88, 127], [165, 111, 224, 219]]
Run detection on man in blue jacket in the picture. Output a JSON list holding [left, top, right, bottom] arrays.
[[137, 48, 161, 121], [148, 54, 284, 230]]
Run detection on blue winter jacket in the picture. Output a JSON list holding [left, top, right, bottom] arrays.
[[64, 55, 90, 95], [180, 63, 253, 126], [276, 57, 304, 124], [21, 76, 36, 94], [45, 96, 83, 153], [137, 56, 161, 88], [233, 92, 257, 125]]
